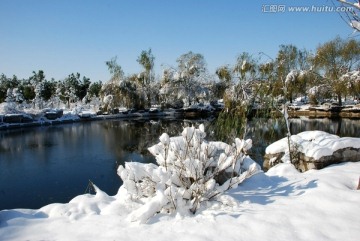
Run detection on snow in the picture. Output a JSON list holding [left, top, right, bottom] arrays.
[[120, 125, 260, 221], [1, 162, 360, 241], [341, 70, 360, 81], [1, 107, 360, 240], [351, 20, 360, 31], [285, 70, 307, 85], [266, 130, 360, 160], [78, 110, 97, 118]]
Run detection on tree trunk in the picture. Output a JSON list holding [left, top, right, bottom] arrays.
[[337, 93, 342, 106], [288, 90, 293, 103]]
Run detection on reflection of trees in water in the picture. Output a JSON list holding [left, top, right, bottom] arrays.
[[98, 119, 211, 167], [1, 118, 360, 168], [289, 118, 360, 137], [1, 127, 54, 154], [244, 118, 287, 165], [0, 123, 121, 165], [340, 119, 360, 137], [82, 118, 360, 167], [98, 120, 145, 166], [0, 126, 73, 164]]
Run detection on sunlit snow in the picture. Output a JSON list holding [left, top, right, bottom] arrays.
[[1, 162, 359, 240]]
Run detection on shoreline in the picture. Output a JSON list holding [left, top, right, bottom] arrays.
[[288, 109, 360, 119], [0, 110, 217, 131], [2, 107, 360, 131]]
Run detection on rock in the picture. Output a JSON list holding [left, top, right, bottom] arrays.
[[295, 147, 360, 172], [44, 109, 63, 120], [3, 114, 33, 123], [264, 131, 360, 172], [78, 111, 96, 119], [263, 152, 284, 171]]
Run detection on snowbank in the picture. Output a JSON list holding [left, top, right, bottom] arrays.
[[266, 131, 360, 159], [1, 162, 359, 241], [264, 131, 360, 171]]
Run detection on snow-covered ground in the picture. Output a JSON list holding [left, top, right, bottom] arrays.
[[1, 103, 360, 240], [0, 161, 359, 241]]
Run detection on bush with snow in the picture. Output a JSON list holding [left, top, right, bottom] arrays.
[[117, 124, 260, 223]]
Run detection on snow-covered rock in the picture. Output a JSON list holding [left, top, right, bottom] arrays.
[[43, 109, 63, 120], [264, 131, 360, 172], [1, 113, 33, 123], [78, 110, 96, 118]]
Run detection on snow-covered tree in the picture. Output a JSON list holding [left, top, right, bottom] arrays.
[[5, 88, 15, 103], [216, 65, 232, 83], [1, 74, 21, 103], [284, 70, 310, 99], [175, 51, 208, 106], [313, 36, 360, 105], [62, 83, 77, 108], [29, 70, 46, 109], [147, 80, 161, 107], [307, 84, 332, 104], [33, 82, 44, 109], [100, 57, 126, 109], [275, 45, 313, 103], [230, 52, 258, 103], [158, 52, 212, 107], [118, 124, 260, 223], [50, 82, 63, 108], [340, 70, 360, 99], [159, 67, 181, 107], [12, 88, 24, 103], [104, 58, 123, 84], [177, 51, 206, 81], [213, 65, 232, 100], [137, 48, 155, 85]]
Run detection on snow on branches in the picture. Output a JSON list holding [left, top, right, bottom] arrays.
[[340, 70, 360, 83], [337, 0, 360, 31], [117, 124, 260, 223]]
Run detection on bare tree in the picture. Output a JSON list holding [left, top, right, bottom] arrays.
[[336, 0, 360, 31]]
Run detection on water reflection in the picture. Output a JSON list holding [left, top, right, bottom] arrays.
[[0, 119, 206, 210], [0, 117, 359, 210]]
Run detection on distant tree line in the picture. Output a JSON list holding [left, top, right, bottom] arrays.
[[1, 37, 360, 111], [0, 70, 102, 108]]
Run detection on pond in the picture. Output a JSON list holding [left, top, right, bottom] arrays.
[[1, 117, 360, 210]]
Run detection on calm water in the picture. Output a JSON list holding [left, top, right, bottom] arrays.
[[1, 117, 360, 210]]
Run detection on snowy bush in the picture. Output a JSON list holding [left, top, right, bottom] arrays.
[[118, 124, 260, 223]]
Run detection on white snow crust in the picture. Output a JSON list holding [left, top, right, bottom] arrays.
[[1, 162, 360, 241], [266, 131, 360, 160]]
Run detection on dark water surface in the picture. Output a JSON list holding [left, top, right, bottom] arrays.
[[1, 117, 360, 210]]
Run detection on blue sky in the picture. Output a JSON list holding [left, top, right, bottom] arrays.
[[0, 0, 356, 82]]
